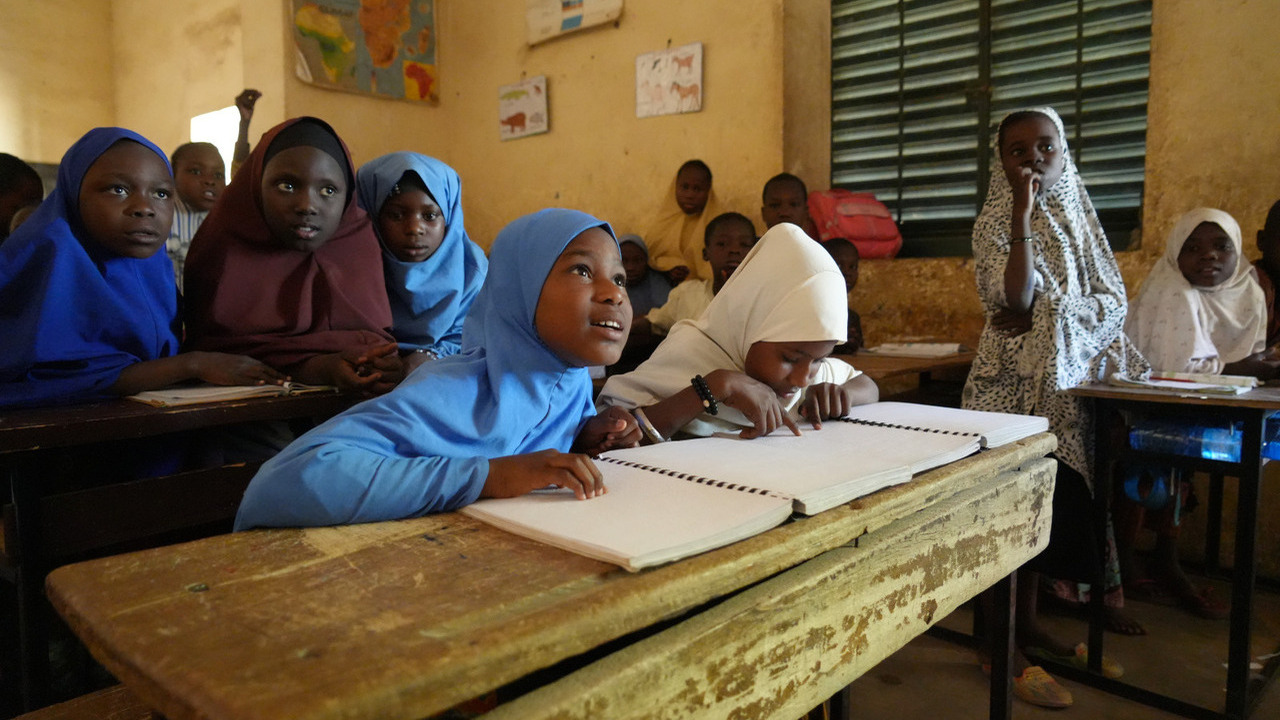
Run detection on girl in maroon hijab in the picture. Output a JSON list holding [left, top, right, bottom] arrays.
[[184, 117, 401, 392]]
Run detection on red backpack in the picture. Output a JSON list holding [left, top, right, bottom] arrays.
[[806, 190, 903, 259]]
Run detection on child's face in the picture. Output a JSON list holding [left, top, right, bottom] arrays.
[[77, 140, 174, 259], [999, 114, 1064, 196], [675, 166, 711, 215], [620, 241, 649, 287], [828, 244, 860, 292], [762, 181, 807, 228], [1178, 221, 1236, 287], [377, 186, 446, 263], [704, 220, 756, 287], [261, 146, 347, 251], [534, 227, 632, 367], [173, 145, 225, 212], [0, 176, 43, 238], [743, 340, 838, 400]]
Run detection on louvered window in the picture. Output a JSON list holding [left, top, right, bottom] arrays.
[[831, 0, 1151, 257]]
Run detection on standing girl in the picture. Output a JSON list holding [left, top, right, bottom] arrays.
[[964, 107, 1146, 705], [356, 152, 488, 372]]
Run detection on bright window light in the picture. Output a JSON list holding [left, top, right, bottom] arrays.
[[190, 105, 240, 172]]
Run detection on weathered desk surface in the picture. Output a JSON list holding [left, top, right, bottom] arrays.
[[48, 433, 1056, 720], [838, 351, 976, 382]]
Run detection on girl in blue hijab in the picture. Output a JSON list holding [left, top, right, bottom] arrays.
[[235, 209, 640, 529], [356, 153, 487, 370], [0, 127, 283, 409]]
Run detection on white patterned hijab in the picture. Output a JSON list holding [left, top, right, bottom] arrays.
[[1126, 208, 1265, 372]]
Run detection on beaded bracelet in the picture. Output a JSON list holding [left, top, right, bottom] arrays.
[[632, 407, 665, 444], [691, 374, 718, 415], [1010, 236, 1035, 244]]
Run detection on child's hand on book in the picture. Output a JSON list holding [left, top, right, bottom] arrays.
[[357, 343, 405, 394], [573, 406, 641, 456], [189, 352, 288, 387], [799, 382, 854, 429], [484, 450, 607, 500], [708, 370, 801, 439]]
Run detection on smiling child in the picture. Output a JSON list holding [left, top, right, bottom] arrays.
[[234, 209, 638, 529]]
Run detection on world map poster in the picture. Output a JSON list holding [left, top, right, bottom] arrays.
[[292, 0, 438, 102]]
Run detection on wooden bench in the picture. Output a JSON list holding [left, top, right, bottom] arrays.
[[14, 685, 153, 720]]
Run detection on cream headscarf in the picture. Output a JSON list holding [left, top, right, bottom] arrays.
[[599, 223, 853, 436], [643, 168, 726, 280], [1126, 208, 1265, 373]]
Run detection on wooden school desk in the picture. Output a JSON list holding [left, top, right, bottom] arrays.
[[1069, 384, 1280, 720], [0, 393, 358, 710], [47, 433, 1056, 720]]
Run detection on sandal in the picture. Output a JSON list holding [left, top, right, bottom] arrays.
[[1013, 666, 1073, 708], [1026, 643, 1124, 680]]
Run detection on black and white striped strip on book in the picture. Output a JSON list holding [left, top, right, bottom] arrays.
[[836, 417, 981, 439], [597, 455, 792, 500]]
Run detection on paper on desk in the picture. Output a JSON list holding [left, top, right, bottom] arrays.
[[863, 342, 962, 358], [1108, 374, 1252, 395]]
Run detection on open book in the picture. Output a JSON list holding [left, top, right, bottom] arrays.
[[126, 382, 339, 407], [1108, 372, 1257, 396], [461, 402, 1048, 571]]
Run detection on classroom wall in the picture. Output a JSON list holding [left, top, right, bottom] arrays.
[[0, 0, 115, 164]]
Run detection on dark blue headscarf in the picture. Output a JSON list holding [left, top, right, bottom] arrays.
[[235, 209, 617, 528], [355, 152, 487, 356], [0, 128, 179, 409]]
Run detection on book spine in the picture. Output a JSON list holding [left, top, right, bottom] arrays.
[[597, 456, 791, 500], [837, 417, 981, 439]]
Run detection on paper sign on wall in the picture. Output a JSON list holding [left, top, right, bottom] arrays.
[[527, 0, 623, 45], [636, 42, 703, 118], [499, 76, 549, 141], [292, 0, 438, 102]]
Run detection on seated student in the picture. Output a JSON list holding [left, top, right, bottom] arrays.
[[761, 172, 819, 239], [166, 141, 225, 290], [823, 238, 864, 352], [184, 117, 402, 394], [599, 223, 878, 441], [0, 128, 284, 409], [618, 234, 671, 316], [1252, 199, 1280, 347], [632, 212, 757, 342], [356, 152, 488, 373], [234, 209, 639, 529], [1121, 207, 1269, 619], [645, 159, 725, 284], [0, 152, 44, 245]]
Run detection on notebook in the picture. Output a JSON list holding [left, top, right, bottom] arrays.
[[461, 402, 1048, 571], [1108, 373, 1256, 396], [126, 382, 339, 407]]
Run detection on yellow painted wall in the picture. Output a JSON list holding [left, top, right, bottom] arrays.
[[0, 0, 115, 163]]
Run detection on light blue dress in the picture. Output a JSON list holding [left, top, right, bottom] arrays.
[[234, 209, 615, 529]]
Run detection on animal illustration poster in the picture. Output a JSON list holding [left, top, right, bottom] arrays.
[[292, 0, 438, 102], [636, 42, 703, 118], [526, 0, 623, 45], [499, 76, 549, 141]]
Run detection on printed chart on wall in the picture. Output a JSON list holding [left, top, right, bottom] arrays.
[[636, 42, 703, 119], [499, 76, 549, 141], [292, 0, 438, 102], [526, 0, 623, 45]]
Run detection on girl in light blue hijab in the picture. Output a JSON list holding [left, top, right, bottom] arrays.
[[235, 209, 640, 529], [356, 152, 487, 367]]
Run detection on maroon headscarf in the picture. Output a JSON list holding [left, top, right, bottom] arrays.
[[183, 117, 394, 368]]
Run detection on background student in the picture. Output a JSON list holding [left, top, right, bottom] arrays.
[[0, 127, 283, 409], [357, 152, 487, 372], [964, 106, 1140, 707], [234, 209, 638, 529], [618, 233, 670, 316], [0, 152, 44, 246], [644, 159, 724, 284], [600, 223, 878, 441], [183, 117, 402, 393], [761, 172, 818, 238], [1252, 198, 1280, 347], [823, 237, 864, 352], [166, 141, 225, 290]]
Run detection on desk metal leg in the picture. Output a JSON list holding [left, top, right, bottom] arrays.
[[1206, 473, 1224, 574], [989, 572, 1015, 720], [1088, 412, 1114, 676], [8, 453, 51, 711], [1226, 417, 1262, 719]]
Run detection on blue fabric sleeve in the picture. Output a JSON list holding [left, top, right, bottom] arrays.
[[234, 442, 488, 530]]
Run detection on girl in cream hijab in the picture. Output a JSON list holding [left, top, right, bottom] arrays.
[[1126, 207, 1273, 377], [599, 223, 878, 440]]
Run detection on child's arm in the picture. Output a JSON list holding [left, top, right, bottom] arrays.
[[638, 369, 800, 441], [289, 343, 401, 393], [573, 405, 641, 455], [1223, 351, 1280, 381], [231, 89, 261, 176], [798, 374, 880, 428], [485, 449, 606, 500], [109, 351, 287, 396], [1003, 167, 1038, 314]]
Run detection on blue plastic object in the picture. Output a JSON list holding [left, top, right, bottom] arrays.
[[1129, 420, 1242, 463]]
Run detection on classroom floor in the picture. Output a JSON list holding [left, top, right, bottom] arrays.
[[844, 575, 1280, 719]]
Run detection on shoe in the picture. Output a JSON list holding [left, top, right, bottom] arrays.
[[1013, 666, 1073, 708], [1026, 643, 1124, 679]]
